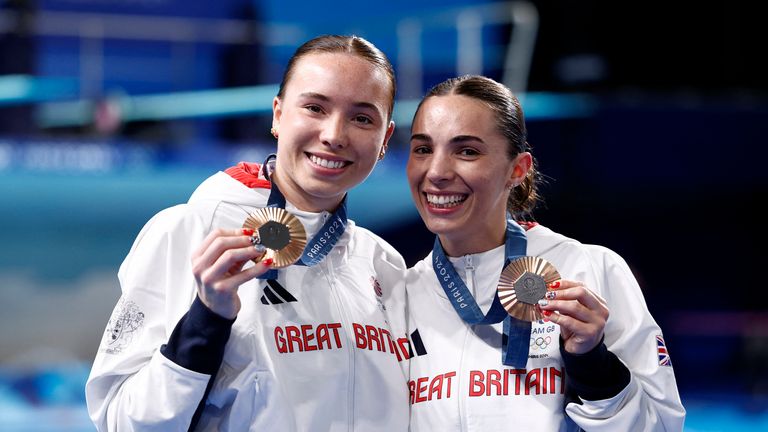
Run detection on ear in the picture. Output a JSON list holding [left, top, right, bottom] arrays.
[[378, 120, 395, 159], [384, 120, 395, 145], [508, 152, 532, 188], [272, 96, 282, 130]]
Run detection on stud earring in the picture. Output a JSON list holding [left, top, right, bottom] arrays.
[[270, 127, 278, 139]]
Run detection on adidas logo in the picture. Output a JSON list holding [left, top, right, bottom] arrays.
[[260, 279, 298, 305]]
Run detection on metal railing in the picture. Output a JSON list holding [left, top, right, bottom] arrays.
[[0, 2, 546, 128]]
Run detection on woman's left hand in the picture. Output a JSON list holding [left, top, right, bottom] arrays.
[[537, 279, 609, 354]]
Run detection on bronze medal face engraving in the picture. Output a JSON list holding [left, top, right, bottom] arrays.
[[243, 207, 307, 268], [258, 220, 291, 250], [498, 256, 561, 322], [514, 271, 547, 304]]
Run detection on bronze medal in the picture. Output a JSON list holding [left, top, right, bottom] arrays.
[[242, 207, 307, 268], [497, 256, 561, 322]]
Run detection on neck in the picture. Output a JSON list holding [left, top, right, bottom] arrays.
[[270, 171, 342, 213], [438, 211, 509, 257], [439, 229, 506, 258]]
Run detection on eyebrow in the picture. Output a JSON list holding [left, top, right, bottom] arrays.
[[298, 92, 381, 114], [410, 133, 484, 144], [451, 135, 484, 143]]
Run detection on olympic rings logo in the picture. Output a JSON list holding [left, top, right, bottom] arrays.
[[529, 335, 552, 350]]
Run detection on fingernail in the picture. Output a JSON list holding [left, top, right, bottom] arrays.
[[542, 310, 552, 317], [262, 258, 274, 267], [242, 228, 254, 236], [538, 299, 548, 307], [545, 291, 556, 300], [548, 281, 561, 289]]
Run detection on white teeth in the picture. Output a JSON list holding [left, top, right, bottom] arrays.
[[310, 154, 346, 169], [426, 194, 466, 207]]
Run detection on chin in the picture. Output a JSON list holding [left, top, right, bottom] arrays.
[[423, 219, 459, 237]]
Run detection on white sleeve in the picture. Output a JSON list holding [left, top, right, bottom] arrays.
[[566, 245, 686, 432], [85, 205, 212, 431]]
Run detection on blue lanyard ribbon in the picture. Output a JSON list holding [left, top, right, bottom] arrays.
[[258, 154, 348, 279], [431, 219, 531, 367]]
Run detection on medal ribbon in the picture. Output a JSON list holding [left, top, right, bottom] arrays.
[[258, 154, 348, 279], [432, 218, 531, 367]]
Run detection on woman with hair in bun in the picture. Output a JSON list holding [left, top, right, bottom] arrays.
[[405, 75, 685, 431], [86, 35, 409, 431]]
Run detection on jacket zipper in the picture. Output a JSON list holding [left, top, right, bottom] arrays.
[[458, 254, 475, 431], [464, 254, 475, 297], [322, 232, 355, 432]]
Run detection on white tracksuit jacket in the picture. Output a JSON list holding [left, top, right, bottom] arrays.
[[86, 166, 410, 431], [406, 223, 686, 431]]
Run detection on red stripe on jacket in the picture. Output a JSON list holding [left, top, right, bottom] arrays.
[[225, 161, 272, 189]]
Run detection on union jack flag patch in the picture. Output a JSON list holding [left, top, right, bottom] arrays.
[[656, 335, 672, 366]]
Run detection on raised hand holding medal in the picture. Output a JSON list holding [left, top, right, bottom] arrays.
[[497, 256, 611, 355], [191, 227, 277, 319]]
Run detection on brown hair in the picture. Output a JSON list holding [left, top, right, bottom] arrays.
[[277, 34, 396, 121], [414, 75, 541, 218]]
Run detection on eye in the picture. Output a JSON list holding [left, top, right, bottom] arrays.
[[411, 145, 432, 155], [304, 104, 324, 114], [353, 114, 374, 125], [458, 147, 480, 157]]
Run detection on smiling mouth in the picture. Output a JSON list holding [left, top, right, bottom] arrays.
[[425, 193, 467, 208], [307, 153, 350, 169]]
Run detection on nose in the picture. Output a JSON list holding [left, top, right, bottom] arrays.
[[319, 114, 348, 149], [424, 150, 453, 185]]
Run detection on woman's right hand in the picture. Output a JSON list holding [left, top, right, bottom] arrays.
[[191, 228, 273, 319]]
